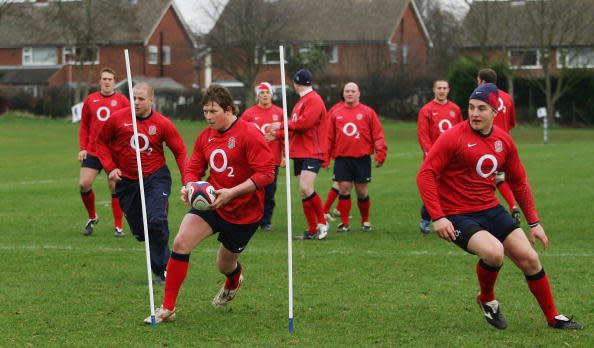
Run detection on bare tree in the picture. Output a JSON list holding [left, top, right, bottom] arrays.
[[0, 0, 12, 22], [203, 0, 288, 106]]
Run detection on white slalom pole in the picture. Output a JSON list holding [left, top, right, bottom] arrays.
[[279, 45, 295, 333], [124, 49, 157, 328]]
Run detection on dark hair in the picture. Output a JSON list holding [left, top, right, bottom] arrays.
[[202, 84, 237, 114], [100, 67, 116, 79], [478, 68, 497, 84]]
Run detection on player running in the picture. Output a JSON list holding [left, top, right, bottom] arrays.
[[326, 82, 387, 232], [78, 68, 129, 237], [417, 83, 582, 330], [145, 84, 275, 324]]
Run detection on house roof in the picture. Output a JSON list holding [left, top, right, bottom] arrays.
[[211, 0, 431, 45], [0, 0, 195, 48], [460, 0, 594, 49], [0, 68, 59, 85]]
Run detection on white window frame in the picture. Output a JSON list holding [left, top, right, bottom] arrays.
[[402, 44, 409, 64], [389, 43, 398, 63], [148, 45, 158, 65], [556, 48, 594, 69], [63, 46, 99, 65], [22, 46, 57, 66], [509, 48, 541, 69], [162, 46, 171, 65], [256, 47, 288, 65]]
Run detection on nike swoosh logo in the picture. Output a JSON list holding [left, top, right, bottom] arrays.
[[124, 123, 133, 126], [467, 144, 477, 147], [208, 138, 215, 142], [307, 166, 315, 169], [484, 312, 492, 320], [162, 193, 168, 196]]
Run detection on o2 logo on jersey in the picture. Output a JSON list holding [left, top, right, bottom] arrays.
[[129, 133, 153, 156], [342, 122, 360, 139], [475, 154, 498, 178], [438, 119, 453, 133], [498, 97, 506, 113], [96, 106, 111, 121], [210, 149, 235, 177]]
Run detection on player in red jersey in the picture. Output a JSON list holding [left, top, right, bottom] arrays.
[[416, 80, 463, 234], [417, 83, 582, 330], [96, 82, 187, 285], [78, 68, 130, 237], [267, 69, 330, 240], [326, 82, 387, 232], [241, 82, 284, 231], [145, 84, 275, 324], [477, 68, 520, 224], [322, 100, 345, 222]]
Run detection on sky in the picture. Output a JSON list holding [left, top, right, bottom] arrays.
[[174, 0, 469, 34]]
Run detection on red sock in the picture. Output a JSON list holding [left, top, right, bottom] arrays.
[[323, 187, 339, 214], [337, 195, 351, 226], [476, 260, 501, 303], [111, 195, 123, 229], [163, 253, 190, 310], [302, 199, 317, 233], [80, 190, 96, 219], [357, 196, 371, 223], [224, 262, 242, 290], [497, 181, 516, 211], [526, 269, 558, 324], [310, 192, 326, 225]]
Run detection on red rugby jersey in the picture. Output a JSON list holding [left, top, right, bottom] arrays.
[[79, 91, 130, 155], [274, 89, 328, 160], [417, 100, 463, 156], [327, 102, 387, 163], [241, 104, 284, 166], [96, 107, 187, 181], [185, 119, 275, 224], [493, 89, 516, 133], [417, 121, 539, 224]]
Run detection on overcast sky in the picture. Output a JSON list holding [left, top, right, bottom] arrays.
[[174, 0, 469, 34]]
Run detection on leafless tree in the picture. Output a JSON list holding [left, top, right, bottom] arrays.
[[202, 0, 289, 106], [0, 0, 12, 22]]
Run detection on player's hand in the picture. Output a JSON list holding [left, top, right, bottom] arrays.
[[529, 224, 548, 250], [433, 217, 456, 242], [264, 132, 276, 142], [108, 168, 122, 182], [269, 122, 281, 132], [280, 157, 286, 168], [374, 160, 384, 168], [180, 183, 191, 206], [78, 150, 87, 162], [211, 188, 233, 209]]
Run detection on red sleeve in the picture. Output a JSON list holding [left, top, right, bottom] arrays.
[[79, 98, 91, 151], [288, 97, 325, 132], [245, 129, 276, 189], [95, 117, 117, 173], [241, 110, 252, 122], [416, 131, 457, 220], [370, 110, 387, 163], [502, 141, 539, 224], [508, 99, 516, 130], [184, 134, 208, 185], [455, 104, 464, 124], [163, 120, 188, 184], [417, 105, 432, 156], [326, 112, 337, 163]]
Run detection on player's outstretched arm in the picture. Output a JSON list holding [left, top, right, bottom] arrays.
[[529, 224, 548, 250]]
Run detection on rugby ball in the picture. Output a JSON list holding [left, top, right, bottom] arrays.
[[187, 181, 216, 210]]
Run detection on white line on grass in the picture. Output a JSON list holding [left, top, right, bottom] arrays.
[[0, 177, 79, 187], [1, 244, 592, 258]]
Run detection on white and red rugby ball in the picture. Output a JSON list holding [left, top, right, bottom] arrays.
[[187, 181, 216, 210]]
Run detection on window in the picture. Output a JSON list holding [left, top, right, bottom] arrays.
[[63, 47, 99, 65], [509, 49, 540, 69], [148, 45, 158, 64], [257, 47, 289, 64], [22, 47, 57, 65], [298, 44, 338, 64], [162, 46, 171, 65], [389, 43, 398, 63], [402, 44, 409, 64], [557, 48, 594, 68]]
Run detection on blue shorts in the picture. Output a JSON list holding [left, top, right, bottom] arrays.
[[448, 204, 519, 253], [81, 153, 103, 171], [293, 158, 323, 176], [188, 209, 259, 253], [332, 156, 372, 183]]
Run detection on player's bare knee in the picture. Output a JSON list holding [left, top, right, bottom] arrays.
[[518, 249, 541, 274], [482, 244, 504, 267], [79, 182, 92, 192]]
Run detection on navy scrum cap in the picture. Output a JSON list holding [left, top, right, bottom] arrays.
[[469, 83, 499, 110], [292, 69, 312, 86]]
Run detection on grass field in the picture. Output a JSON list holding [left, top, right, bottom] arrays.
[[1, 112, 593, 347]]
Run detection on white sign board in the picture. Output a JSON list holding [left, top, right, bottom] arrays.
[[536, 107, 547, 119], [71, 102, 83, 123]]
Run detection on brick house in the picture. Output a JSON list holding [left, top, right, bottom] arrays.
[[0, 0, 197, 97]]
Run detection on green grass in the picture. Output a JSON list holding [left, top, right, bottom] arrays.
[[1, 112, 593, 347]]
